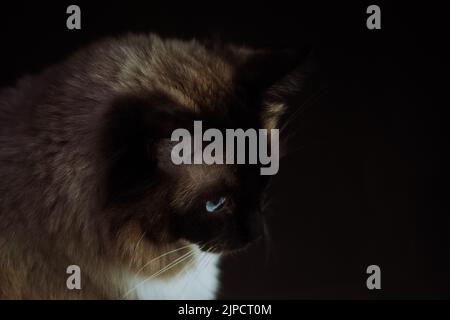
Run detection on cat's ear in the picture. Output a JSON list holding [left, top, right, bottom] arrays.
[[231, 46, 316, 130]]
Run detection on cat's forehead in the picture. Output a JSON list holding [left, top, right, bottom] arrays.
[[115, 37, 238, 112]]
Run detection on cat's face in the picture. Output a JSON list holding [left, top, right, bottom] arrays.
[[97, 36, 309, 254], [161, 122, 270, 253], [104, 95, 269, 253]]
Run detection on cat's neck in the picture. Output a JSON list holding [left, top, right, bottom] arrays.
[[123, 250, 220, 300]]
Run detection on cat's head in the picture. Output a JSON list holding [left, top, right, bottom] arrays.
[[94, 35, 313, 254]]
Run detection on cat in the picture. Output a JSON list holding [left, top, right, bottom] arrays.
[[0, 33, 311, 299]]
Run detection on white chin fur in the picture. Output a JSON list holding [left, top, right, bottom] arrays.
[[126, 251, 221, 300]]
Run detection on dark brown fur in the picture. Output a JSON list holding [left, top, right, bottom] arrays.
[[0, 34, 308, 299]]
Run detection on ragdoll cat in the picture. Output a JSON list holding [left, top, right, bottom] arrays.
[[0, 33, 310, 299]]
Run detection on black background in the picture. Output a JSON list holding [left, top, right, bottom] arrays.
[[0, 1, 448, 299]]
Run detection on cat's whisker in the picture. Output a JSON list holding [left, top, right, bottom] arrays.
[[130, 231, 147, 267], [123, 250, 195, 298], [178, 246, 215, 299], [177, 251, 203, 299], [262, 196, 275, 212], [261, 218, 274, 266], [145, 251, 194, 281], [133, 243, 194, 279], [127, 241, 211, 299], [203, 248, 219, 295]]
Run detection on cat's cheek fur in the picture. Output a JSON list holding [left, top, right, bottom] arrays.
[[126, 251, 221, 300]]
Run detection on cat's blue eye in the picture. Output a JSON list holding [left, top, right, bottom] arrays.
[[205, 196, 226, 213]]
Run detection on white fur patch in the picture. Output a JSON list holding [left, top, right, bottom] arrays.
[[126, 251, 220, 300]]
